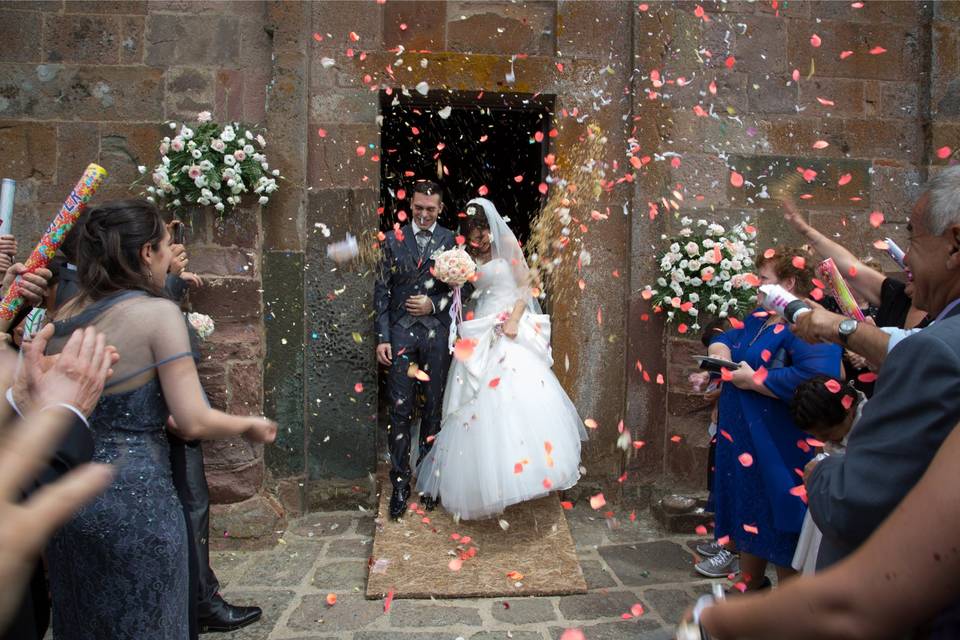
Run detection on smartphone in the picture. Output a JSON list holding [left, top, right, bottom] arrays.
[[693, 355, 741, 373]]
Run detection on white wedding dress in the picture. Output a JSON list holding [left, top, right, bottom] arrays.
[[416, 201, 587, 520]]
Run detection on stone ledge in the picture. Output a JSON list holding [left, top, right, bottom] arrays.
[[209, 492, 285, 551]]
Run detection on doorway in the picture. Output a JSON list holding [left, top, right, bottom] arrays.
[[376, 90, 555, 451]]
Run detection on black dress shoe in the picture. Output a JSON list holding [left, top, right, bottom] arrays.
[[420, 494, 440, 511], [198, 594, 262, 633], [389, 484, 411, 520]]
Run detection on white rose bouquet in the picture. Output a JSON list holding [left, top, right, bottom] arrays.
[[433, 248, 476, 287], [186, 312, 216, 340], [643, 218, 758, 330], [136, 111, 282, 215]]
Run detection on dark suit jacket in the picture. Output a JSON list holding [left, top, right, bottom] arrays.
[[808, 304, 960, 569], [373, 224, 459, 344]]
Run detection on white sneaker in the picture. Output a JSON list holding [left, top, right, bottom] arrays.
[[695, 548, 740, 578]]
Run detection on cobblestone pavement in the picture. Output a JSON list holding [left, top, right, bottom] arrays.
[[212, 503, 722, 640]]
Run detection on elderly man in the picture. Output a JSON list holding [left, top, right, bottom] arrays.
[[796, 166, 960, 585]]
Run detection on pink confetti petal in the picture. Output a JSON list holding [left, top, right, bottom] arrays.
[[810, 34, 822, 47], [937, 146, 952, 159], [870, 211, 885, 228], [869, 46, 887, 55], [589, 493, 606, 510], [812, 140, 830, 149], [838, 173, 852, 186], [738, 452, 754, 467], [730, 170, 744, 187]]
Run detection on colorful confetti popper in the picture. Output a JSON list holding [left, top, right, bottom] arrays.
[[816, 257, 866, 322], [0, 164, 107, 321]]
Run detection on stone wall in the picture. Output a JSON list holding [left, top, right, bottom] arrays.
[[627, 0, 939, 489], [0, 0, 281, 544], [1, 0, 954, 538]]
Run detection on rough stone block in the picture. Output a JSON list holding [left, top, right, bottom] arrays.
[[206, 457, 263, 504], [557, 590, 648, 621], [746, 73, 798, 114], [447, 1, 556, 56], [228, 361, 263, 415], [556, 0, 630, 60], [199, 320, 262, 362], [812, 0, 922, 24], [209, 493, 284, 550], [726, 154, 871, 208], [203, 434, 261, 469], [239, 15, 271, 69], [145, 14, 240, 67], [211, 203, 260, 249], [0, 64, 164, 121], [164, 66, 215, 121], [44, 14, 122, 64], [489, 597, 557, 624], [387, 601, 483, 627], [842, 118, 921, 163], [99, 122, 162, 185], [242, 68, 268, 124], [642, 588, 698, 624], [0, 10, 41, 63], [383, 0, 446, 51], [786, 19, 920, 82], [288, 593, 383, 631], [733, 14, 788, 75], [307, 123, 380, 189], [234, 542, 320, 586], [192, 276, 262, 323], [120, 15, 145, 63], [798, 77, 866, 116], [0, 121, 56, 181], [64, 0, 147, 13], [597, 541, 696, 586], [309, 90, 378, 124], [215, 69, 244, 122], [310, 1, 383, 53]]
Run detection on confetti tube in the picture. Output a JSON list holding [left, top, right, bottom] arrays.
[[884, 237, 907, 270], [817, 257, 866, 321], [0, 179, 14, 236], [0, 164, 107, 321]]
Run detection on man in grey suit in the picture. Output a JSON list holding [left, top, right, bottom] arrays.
[[793, 166, 960, 582]]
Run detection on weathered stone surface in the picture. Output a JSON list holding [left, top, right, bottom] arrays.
[[325, 537, 373, 559], [0, 64, 164, 121], [44, 14, 122, 64], [490, 597, 557, 624], [120, 15, 145, 63], [164, 66, 215, 120], [549, 621, 664, 640], [208, 589, 296, 640], [558, 591, 648, 621], [383, 0, 446, 51], [288, 593, 383, 631], [145, 14, 240, 67], [387, 601, 483, 627], [579, 558, 618, 589], [642, 589, 694, 626], [99, 122, 161, 184], [192, 277, 262, 323], [203, 435, 260, 468], [190, 246, 257, 277], [0, 10, 41, 63], [234, 543, 321, 587], [0, 121, 56, 180], [287, 512, 354, 537], [471, 633, 544, 640], [447, 1, 555, 55], [598, 542, 696, 586], [228, 361, 264, 415], [310, 560, 367, 590], [206, 458, 263, 504], [65, 0, 147, 13], [210, 493, 284, 549]]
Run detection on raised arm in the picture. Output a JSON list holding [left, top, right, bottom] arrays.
[[782, 198, 886, 306]]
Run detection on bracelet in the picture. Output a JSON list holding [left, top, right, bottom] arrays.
[[39, 402, 91, 430]]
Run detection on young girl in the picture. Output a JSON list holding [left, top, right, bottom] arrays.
[[790, 375, 866, 574]]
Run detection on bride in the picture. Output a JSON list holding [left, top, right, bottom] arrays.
[[416, 198, 588, 520]]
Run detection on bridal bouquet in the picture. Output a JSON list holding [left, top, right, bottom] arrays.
[[137, 112, 281, 215], [643, 218, 758, 330], [186, 312, 216, 340], [433, 248, 477, 287]]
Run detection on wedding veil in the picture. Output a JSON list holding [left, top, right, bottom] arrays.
[[464, 197, 543, 315]]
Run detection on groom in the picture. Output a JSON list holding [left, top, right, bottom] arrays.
[[374, 181, 459, 520]]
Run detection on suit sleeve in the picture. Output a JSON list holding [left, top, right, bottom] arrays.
[[374, 240, 393, 343], [164, 273, 189, 303], [34, 416, 96, 488], [764, 333, 842, 402], [807, 330, 960, 549]]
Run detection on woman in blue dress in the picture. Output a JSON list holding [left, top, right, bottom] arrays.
[[705, 246, 842, 590], [44, 200, 277, 640]]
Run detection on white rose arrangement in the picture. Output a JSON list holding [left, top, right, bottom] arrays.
[[433, 248, 477, 287], [137, 111, 282, 215], [643, 218, 758, 330]]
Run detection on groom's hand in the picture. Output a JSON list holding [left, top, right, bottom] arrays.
[[376, 343, 393, 366], [405, 295, 432, 316]]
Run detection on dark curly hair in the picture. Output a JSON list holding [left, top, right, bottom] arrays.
[[791, 374, 860, 437], [756, 244, 816, 298], [74, 199, 167, 302]]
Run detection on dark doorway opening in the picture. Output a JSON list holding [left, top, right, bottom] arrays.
[[376, 90, 555, 453], [379, 90, 555, 243]]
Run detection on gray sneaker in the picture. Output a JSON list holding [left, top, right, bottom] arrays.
[[695, 540, 725, 557], [695, 548, 740, 578]]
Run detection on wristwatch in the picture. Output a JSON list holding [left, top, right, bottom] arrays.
[[838, 318, 859, 344]]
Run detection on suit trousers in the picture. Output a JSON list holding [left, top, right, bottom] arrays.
[[169, 437, 221, 620], [387, 322, 452, 490]]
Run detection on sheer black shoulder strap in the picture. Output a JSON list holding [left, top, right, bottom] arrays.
[[103, 351, 196, 390]]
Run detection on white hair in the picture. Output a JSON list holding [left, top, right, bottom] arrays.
[[926, 165, 960, 235]]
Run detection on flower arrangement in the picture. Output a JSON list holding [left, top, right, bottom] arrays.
[[433, 248, 477, 287], [137, 111, 281, 214], [643, 217, 758, 330], [186, 312, 216, 340]]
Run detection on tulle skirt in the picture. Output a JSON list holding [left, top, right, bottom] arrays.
[[416, 310, 587, 520]]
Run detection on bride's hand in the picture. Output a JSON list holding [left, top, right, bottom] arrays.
[[502, 319, 519, 339]]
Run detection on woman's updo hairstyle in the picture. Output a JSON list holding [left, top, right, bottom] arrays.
[[460, 202, 490, 237], [75, 199, 167, 301]]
